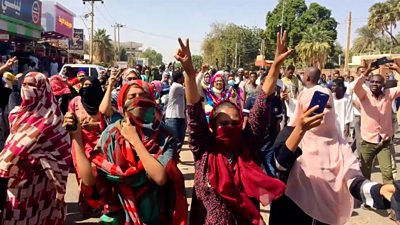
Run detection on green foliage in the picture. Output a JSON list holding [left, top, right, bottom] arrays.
[[368, 0, 399, 45], [93, 29, 114, 64], [352, 0, 400, 55], [191, 55, 203, 71], [202, 23, 263, 69], [295, 26, 332, 68], [140, 48, 163, 67], [265, 0, 338, 65], [329, 42, 344, 67], [119, 48, 128, 61], [265, 0, 307, 58]]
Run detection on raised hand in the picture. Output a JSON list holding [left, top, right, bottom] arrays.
[[121, 119, 141, 145], [274, 31, 292, 65], [388, 59, 400, 73], [109, 68, 122, 87], [175, 38, 195, 75], [5, 56, 17, 68], [361, 59, 374, 76], [63, 112, 81, 137], [201, 64, 210, 73], [297, 105, 324, 132]]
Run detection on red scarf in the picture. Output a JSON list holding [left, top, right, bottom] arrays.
[[208, 101, 285, 224]]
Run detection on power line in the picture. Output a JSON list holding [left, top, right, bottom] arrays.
[[124, 26, 202, 43]]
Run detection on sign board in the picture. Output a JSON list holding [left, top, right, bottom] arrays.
[[1, 0, 41, 26], [0, 32, 9, 41], [55, 4, 73, 38], [69, 28, 84, 50]]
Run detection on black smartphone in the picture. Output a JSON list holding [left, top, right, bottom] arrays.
[[371, 57, 394, 69], [308, 90, 330, 115], [65, 113, 77, 131]]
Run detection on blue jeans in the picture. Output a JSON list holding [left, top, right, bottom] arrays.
[[165, 118, 186, 153]]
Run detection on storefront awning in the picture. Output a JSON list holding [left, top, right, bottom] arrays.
[[0, 14, 42, 39]]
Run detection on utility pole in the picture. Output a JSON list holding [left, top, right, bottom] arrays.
[[344, 11, 352, 74], [117, 24, 124, 61], [112, 23, 124, 62], [234, 42, 238, 68], [82, 0, 104, 64], [112, 24, 117, 65]]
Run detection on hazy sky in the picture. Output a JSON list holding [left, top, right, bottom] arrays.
[[53, 0, 384, 62]]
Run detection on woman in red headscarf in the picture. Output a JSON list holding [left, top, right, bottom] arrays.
[[174, 32, 292, 225], [0, 72, 71, 225], [64, 80, 188, 225]]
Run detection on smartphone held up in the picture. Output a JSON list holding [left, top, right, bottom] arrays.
[[308, 90, 330, 116]]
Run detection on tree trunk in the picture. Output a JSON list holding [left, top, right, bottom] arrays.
[[385, 29, 399, 46]]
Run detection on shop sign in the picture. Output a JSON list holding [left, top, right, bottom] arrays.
[[0, 31, 9, 41], [1, 0, 41, 26], [55, 5, 73, 38], [69, 29, 83, 50]]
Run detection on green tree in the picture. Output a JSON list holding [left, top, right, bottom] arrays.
[[191, 55, 203, 70], [368, 1, 399, 45], [93, 29, 113, 64], [265, 0, 307, 58], [351, 26, 383, 54], [295, 26, 332, 68], [326, 41, 344, 68], [119, 48, 128, 61], [265, 1, 338, 61], [140, 48, 163, 67], [202, 23, 263, 68]]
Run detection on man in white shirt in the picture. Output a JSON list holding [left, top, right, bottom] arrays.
[[347, 66, 367, 152], [332, 79, 353, 139], [165, 71, 186, 156]]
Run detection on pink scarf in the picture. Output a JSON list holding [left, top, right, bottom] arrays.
[[287, 85, 361, 225], [0, 72, 71, 214]]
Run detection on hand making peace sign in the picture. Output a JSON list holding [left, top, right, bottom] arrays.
[[274, 31, 292, 65], [175, 38, 195, 76]]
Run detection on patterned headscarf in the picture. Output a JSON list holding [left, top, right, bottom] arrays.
[[0, 72, 71, 199], [206, 100, 286, 224], [89, 80, 188, 224], [50, 75, 71, 96]]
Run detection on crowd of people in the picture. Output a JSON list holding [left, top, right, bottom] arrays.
[[0, 31, 400, 225]]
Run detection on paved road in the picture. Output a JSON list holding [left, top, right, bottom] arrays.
[[65, 136, 400, 225]]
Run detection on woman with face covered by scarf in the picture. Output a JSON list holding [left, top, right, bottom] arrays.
[[0, 72, 71, 225], [175, 32, 292, 225], [67, 76, 105, 216], [65, 80, 188, 225], [50, 75, 78, 115], [267, 83, 397, 225], [99, 68, 141, 121]]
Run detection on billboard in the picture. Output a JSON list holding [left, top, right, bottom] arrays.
[[69, 29, 84, 50], [55, 5, 73, 38], [1, 0, 41, 26]]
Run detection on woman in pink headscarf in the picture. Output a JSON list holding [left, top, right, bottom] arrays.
[[267, 83, 396, 225], [50, 75, 78, 115], [0, 72, 71, 225]]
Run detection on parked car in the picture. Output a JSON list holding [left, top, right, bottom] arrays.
[[59, 64, 105, 78]]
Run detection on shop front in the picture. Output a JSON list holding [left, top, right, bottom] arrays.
[[0, 0, 42, 72], [41, 1, 75, 74]]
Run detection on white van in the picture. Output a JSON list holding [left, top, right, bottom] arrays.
[[59, 64, 105, 78]]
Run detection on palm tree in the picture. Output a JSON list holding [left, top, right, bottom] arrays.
[[93, 29, 114, 64], [295, 26, 332, 68], [352, 26, 381, 53], [368, 2, 399, 46]]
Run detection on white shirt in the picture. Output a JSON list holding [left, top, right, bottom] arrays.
[[50, 62, 59, 76], [166, 82, 185, 119], [333, 93, 354, 136], [347, 81, 368, 116]]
